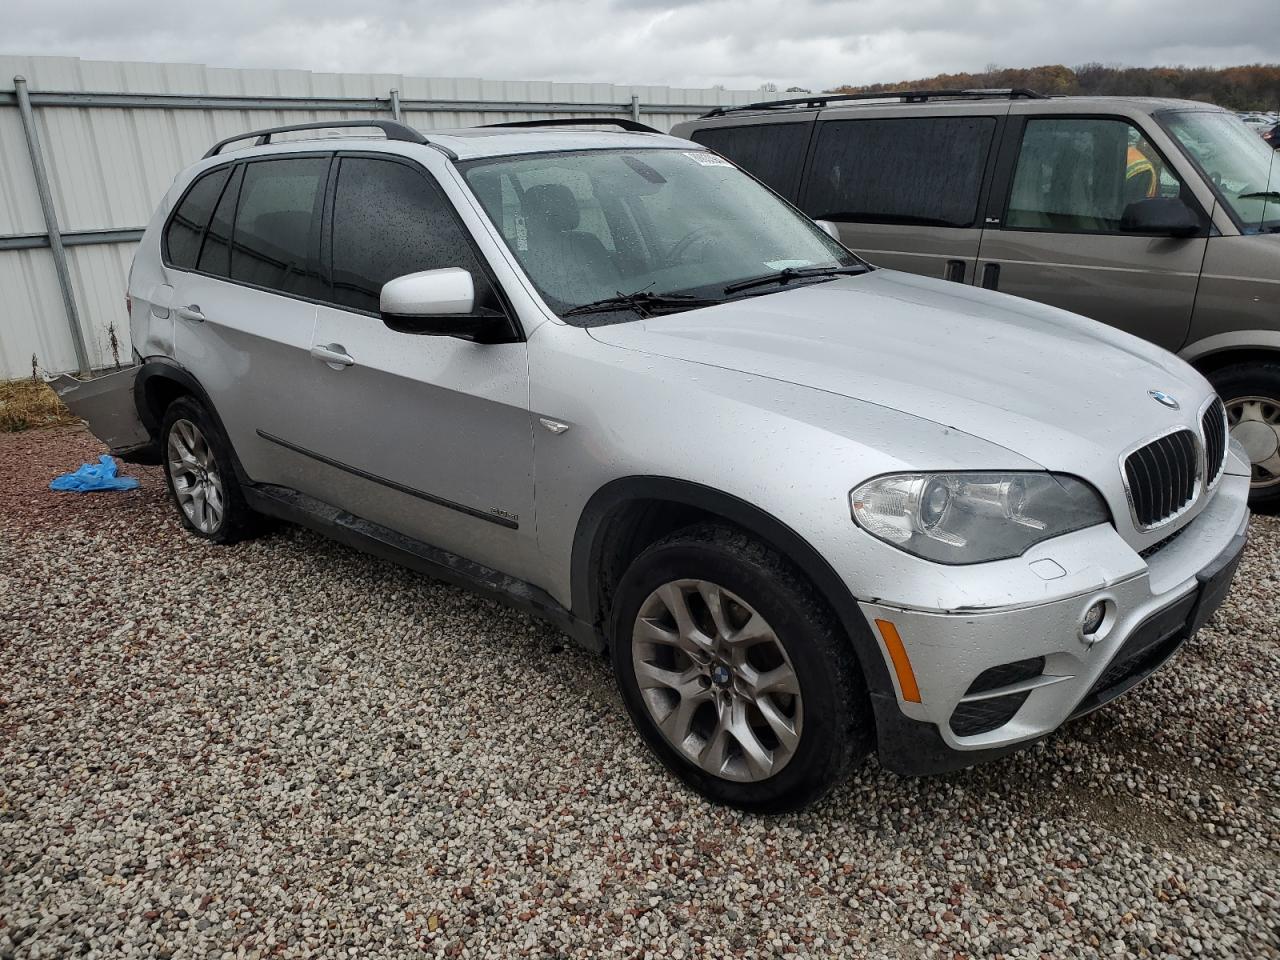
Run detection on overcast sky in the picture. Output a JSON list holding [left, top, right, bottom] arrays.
[[6, 0, 1279, 92]]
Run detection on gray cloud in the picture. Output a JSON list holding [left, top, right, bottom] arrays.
[[5, 0, 1279, 91]]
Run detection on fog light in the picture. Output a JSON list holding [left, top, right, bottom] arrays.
[[1082, 601, 1106, 637]]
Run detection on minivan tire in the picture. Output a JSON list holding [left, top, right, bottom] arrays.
[[609, 523, 872, 812], [1207, 362, 1280, 512], [160, 397, 265, 544]]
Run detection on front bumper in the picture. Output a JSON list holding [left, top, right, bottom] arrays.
[[863, 468, 1250, 776]]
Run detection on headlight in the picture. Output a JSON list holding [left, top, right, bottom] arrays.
[[850, 472, 1109, 564]]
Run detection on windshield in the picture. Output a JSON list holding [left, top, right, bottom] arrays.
[[1163, 110, 1280, 234], [460, 149, 861, 321]]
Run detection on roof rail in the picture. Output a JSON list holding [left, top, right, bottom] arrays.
[[482, 117, 662, 134], [202, 119, 450, 159], [700, 88, 1046, 119]]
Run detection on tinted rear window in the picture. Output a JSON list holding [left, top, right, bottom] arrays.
[[231, 157, 329, 298], [196, 164, 243, 278], [689, 124, 810, 199], [164, 167, 231, 269], [803, 117, 996, 228]]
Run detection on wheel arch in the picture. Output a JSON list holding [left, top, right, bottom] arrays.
[[134, 359, 246, 481], [569, 476, 894, 701], [1180, 333, 1280, 376]]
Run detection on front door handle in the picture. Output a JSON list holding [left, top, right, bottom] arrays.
[[311, 343, 355, 368], [943, 259, 966, 283], [980, 263, 1001, 291], [176, 304, 206, 322]]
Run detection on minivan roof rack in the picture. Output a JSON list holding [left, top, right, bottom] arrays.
[[700, 88, 1046, 119], [203, 119, 445, 159], [482, 117, 662, 134]]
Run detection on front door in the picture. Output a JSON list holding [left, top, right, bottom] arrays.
[[975, 114, 1209, 351], [295, 154, 537, 580]]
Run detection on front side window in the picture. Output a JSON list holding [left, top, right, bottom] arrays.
[[1005, 118, 1186, 233], [164, 166, 231, 269], [1163, 110, 1279, 234], [230, 157, 329, 298], [328, 157, 494, 314], [803, 117, 997, 228], [689, 124, 810, 199], [461, 149, 858, 322]]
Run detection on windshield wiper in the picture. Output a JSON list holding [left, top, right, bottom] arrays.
[[1238, 191, 1280, 200], [561, 291, 723, 318], [723, 264, 869, 296]]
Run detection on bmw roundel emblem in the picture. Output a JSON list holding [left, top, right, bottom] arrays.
[[1148, 390, 1180, 410]]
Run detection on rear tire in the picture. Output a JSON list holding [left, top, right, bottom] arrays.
[[609, 523, 872, 812], [160, 397, 265, 544], [1208, 362, 1280, 512]]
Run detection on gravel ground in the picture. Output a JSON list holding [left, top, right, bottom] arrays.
[[1, 425, 1277, 959]]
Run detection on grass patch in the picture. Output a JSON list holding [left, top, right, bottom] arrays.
[[0, 378, 78, 432]]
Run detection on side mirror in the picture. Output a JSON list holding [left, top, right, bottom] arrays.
[[813, 219, 842, 241], [380, 268, 505, 340], [1120, 198, 1202, 238]]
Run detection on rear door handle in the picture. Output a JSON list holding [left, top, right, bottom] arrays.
[[943, 259, 966, 283], [311, 343, 355, 368], [176, 304, 206, 322], [980, 263, 1001, 290]]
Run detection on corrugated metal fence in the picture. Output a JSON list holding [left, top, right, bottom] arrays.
[[0, 55, 758, 379]]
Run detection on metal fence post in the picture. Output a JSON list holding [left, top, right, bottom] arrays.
[[14, 75, 91, 376], [390, 88, 402, 121], [630, 94, 641, 124]]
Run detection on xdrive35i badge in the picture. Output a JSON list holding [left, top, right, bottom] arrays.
[[1148, 390, 1180, 410]]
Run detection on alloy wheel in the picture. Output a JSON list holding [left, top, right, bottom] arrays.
[[631, 579, 802, 783], [1226, 395, 1280, 489], [166, 418, 225, 533]]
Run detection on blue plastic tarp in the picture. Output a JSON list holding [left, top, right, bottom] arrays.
[[50, 454, 140, 493]]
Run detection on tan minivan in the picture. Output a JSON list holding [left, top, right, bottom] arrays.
[[673, 90, 1280, 507]]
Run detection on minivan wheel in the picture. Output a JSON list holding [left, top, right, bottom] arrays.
[[609, 524, 871, 812], [1208, 362, 1280, 511], [161, 397, 264, 543]]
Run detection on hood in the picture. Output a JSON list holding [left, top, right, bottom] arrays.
[[587, 269, 1211, 473]]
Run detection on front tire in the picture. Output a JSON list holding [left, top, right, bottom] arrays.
[[609, 524, 872, 812], [161, 397, 264, 544], [1208, 362, 1280, 512]]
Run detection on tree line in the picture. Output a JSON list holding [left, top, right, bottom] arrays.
[[830, 64, 1280, 111]]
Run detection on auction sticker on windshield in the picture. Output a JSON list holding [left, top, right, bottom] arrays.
[[685, 152, 733, 166]]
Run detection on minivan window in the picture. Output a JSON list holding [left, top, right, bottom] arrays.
[[689, 124, 810, 199], [803, 117, 996, 228], [1006, 118, 1186, 233], [329, 157, 492, 314], [1163, 110, 1279, 234], [231, 157, 329, 298], [164, 167, 231, 270], [196, 164, 244, 278], [460, 149, 858, 322]]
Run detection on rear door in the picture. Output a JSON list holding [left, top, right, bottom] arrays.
[[166, 154, 331, 484], [975, 111, 1210, 350], [797, 102, 1007, 285]]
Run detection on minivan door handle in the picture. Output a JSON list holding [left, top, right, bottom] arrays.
[[176, 304, 206, 322], [311, 343, 355, 369], [943, 260, 966, 283], [980, 263, 1001, 290]]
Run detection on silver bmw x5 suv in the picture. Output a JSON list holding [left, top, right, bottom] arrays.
[[58, 118, 1250, 812]]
